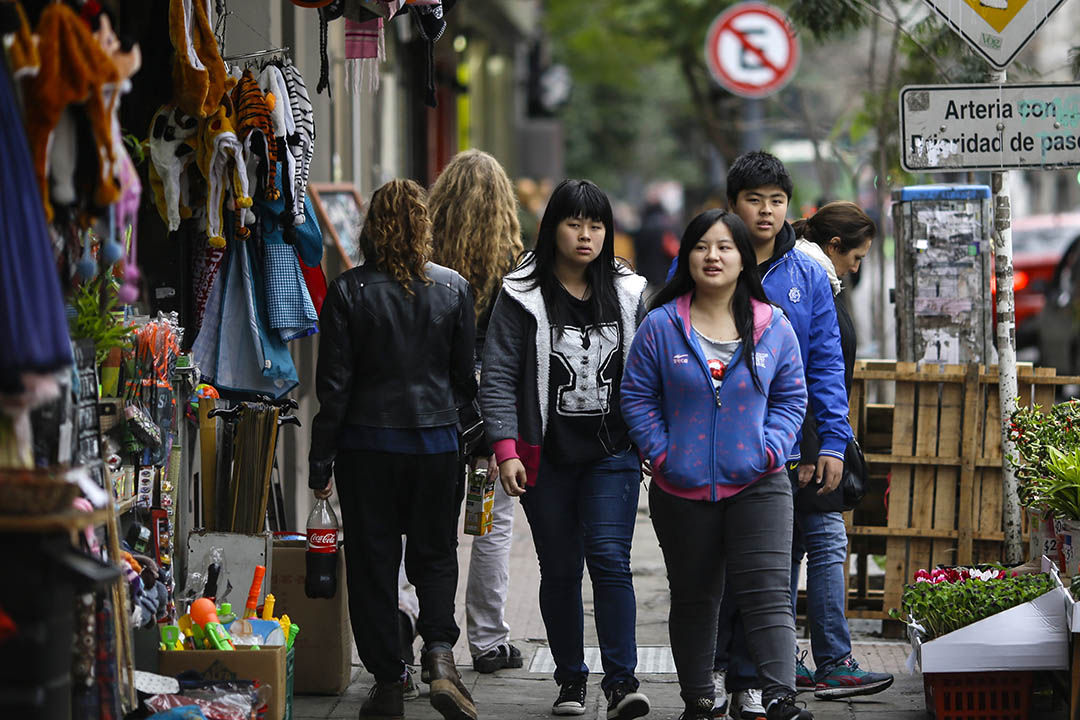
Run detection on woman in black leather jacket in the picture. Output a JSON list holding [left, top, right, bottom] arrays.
[[308, 179, 479, 720]]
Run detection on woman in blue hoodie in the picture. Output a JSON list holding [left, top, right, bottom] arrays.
[[621, 209, 810, 720]]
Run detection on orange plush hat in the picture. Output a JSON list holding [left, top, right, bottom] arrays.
[[23, 3, 121, 222], [169, 0, 236, 118]]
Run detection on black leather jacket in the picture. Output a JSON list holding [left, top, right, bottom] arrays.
[[308, 261, 477, 488]]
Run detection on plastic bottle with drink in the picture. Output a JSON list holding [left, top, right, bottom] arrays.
[[306, 498, 339, 599]]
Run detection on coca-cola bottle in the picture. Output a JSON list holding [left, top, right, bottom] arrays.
[[306, 498, 339, 599]]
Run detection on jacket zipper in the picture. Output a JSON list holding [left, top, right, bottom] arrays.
[[684, 311, 743, 503]]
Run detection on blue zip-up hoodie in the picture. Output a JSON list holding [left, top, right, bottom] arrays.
[[621, 295, 807, 501], [662, 222, 852, 461], [760, 223, 851, 461]]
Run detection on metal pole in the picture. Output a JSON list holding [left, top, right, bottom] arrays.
[[991, 68, 1022, 564]]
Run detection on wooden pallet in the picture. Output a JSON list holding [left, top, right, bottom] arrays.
[[842, 360, 1076, 620]]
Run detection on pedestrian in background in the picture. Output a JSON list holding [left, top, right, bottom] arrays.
[[308, 179, 479, 720], [790, 202, 893, 699], [621, 209, 810, 720], [479, 179, 651, 720], [428, 149, 525, 674]]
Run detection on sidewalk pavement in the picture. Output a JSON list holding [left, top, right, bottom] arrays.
[[294, 484, 930, 719]]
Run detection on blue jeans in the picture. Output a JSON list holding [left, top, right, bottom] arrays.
[[791, 509, 851, 678], [520, 449, 641, 692]]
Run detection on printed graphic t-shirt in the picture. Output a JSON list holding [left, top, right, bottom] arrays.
[[693, 326, 739, 389], [544, 287, 631, 465]]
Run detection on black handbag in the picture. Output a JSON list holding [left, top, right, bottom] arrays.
[[793, 437, 867, 513], [839, 437, 868, 511], [458, 397, 486, 457]]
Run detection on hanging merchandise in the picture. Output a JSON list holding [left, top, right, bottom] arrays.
[[280, 61, 314, 225], [147, 104, 199, 232], [232, 69, 278, 206], [191, 221, 300, 400], [168, 0, 236, 119], [343, 15, 384, 93], [0, 52, 72, 398], [23, 2, 121, 222], [195, 104, 252, 248]]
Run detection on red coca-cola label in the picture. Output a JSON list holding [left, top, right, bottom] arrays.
[[307, 529, 338, 553]]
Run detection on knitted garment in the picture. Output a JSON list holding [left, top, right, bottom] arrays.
[[147, 105, 198, 231], [344, 17, 384, 93], [281, 62, 314, 225], [23, 2, 120, 222], [195, 105, 252, 248]]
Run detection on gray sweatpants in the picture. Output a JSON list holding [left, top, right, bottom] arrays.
[[649, 471, 796, 706]]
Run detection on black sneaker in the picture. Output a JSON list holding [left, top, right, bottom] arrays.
[[472, 643, 524, 673], [606, 680, 650, 719], [765, 695, 813, 720], [679, 697, 714, 720], [553, 679, 588, 716]]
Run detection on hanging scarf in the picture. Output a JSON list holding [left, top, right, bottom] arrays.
[[344, 16, 384, 93]]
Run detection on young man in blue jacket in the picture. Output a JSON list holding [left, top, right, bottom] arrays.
[[715, 152, 893, 720]]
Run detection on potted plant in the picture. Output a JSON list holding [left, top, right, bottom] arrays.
[[1010, 400, 1080, 571]]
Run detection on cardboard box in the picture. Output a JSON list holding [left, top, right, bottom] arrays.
[[271, 542, 352, 694], [911, 557, 1070, 673], [158, 645, 287, 720], [464, 468, 495, 536]]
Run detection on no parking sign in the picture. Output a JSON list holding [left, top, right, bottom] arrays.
[[704, 2, 800, 99]]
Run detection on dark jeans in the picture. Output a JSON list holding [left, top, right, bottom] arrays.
[[519, 448, 641, 693], [651, 471, 796, 706], [336, 449, 463, 684]]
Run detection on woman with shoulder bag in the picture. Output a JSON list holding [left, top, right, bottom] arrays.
[[428, 149, 526, 674], [789, 202, 893, 698], [308, 179, 479, 720]]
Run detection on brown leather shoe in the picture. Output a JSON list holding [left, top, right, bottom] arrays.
[[360, 680, 404, 720], [421, 649, 477, 720]]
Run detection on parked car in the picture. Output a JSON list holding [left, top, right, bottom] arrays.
[[1037, 234, 1080, 377], [1011, 213, 1080, 348]]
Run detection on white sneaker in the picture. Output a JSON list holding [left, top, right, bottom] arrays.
[[732, 689, 765, 720], [711, 670, 730, 718]]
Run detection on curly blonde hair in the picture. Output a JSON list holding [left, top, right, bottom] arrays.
[[428, 149, 522, 317], [359, 179, 431, 294]]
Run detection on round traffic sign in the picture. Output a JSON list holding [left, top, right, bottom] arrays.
[[705, 2, 800, 99]]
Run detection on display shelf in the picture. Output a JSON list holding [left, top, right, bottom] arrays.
[[115, 496, 136, 516], [0, 508, 109, 533]]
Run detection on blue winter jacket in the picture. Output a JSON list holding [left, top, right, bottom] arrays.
[[621, 295, 807, 501], [760, 223, 851, 461]]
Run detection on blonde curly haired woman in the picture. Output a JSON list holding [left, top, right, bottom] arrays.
[[427, 149, 525, 674], [309, 178, 479, 720]]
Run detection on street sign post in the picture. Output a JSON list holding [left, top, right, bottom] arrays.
[[900, 83, 1080, 172], [704, 2, 799, 99], [922, 0, 1067, 70]]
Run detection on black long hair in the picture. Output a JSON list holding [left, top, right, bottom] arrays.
[[650, 209, 773, 393], [521, 179, 625, 329]]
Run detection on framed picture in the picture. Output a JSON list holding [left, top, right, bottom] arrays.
[[308, 183, 365, 268]]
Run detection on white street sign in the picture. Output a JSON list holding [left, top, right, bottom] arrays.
[[900, 83, 1080, 172], [704, 2, 800, 99], [923, 0, 1068, 70]]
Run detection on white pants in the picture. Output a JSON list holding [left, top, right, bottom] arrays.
[[465, 469, 515, 657]]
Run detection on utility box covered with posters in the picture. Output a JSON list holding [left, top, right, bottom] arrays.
[[271, 540, 352, 694], [892, 185, 994, 364]]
